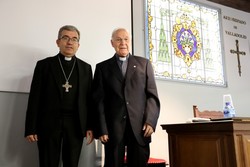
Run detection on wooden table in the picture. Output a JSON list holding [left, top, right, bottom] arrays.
[[161, 117, 250, 167]]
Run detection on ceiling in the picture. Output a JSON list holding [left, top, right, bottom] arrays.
[[207, 0, 250, 13]]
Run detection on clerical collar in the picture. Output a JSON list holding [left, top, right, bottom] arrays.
[[116, 54, 129, 62], [59, 53, 75, 62], [65, 57, 72, 61], [119, 57, 126, 61]]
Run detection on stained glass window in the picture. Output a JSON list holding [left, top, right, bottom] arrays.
[[145, 0, 226, 86]]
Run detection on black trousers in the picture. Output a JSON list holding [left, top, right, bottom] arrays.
[[104, 120, 150, 167], [37, 117, 83, 167]]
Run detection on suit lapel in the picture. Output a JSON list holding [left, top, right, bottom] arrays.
[[77, 58, 86, 96], [108, 56, 124, 82], [76, 58, 84, 108], [126, 55, 137, 80], [50, 55, 63, 98]]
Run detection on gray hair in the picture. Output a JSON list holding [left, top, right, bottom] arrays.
[[58, 25, 80, 40], [111, 28, 131, 40]]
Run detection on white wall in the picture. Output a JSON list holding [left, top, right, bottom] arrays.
[[0, 0, 131, 93], [0, 0, 131, 167], [132, 0, 250, 163]]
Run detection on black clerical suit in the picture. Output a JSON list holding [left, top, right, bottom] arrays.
[[92, 54, 160, 167], [25, 53, 93, 167]]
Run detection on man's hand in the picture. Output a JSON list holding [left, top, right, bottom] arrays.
[[86, 130, 94, 145], [26, 134, 38, 142], [143, 123, 154, 137], [99, 135, 109, 143]]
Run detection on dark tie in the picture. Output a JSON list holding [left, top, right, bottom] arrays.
[[119, 60, 126, 77], [122, 61, 127, 77]]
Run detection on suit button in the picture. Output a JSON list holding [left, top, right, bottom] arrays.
[[126, 102, 129, 105], [123, 115, 127, 119]]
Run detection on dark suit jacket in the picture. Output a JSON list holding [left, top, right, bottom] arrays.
[[25, 54, 93, 137], [92, 54, 160, 146]]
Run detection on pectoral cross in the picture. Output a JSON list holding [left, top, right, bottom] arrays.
[[230, 40, 246, 76], [62, 81, 72, 92]]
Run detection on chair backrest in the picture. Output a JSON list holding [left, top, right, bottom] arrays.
[[193, 105, 224, 119]]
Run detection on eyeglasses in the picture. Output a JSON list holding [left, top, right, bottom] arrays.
[[60, 36, 79, 43]]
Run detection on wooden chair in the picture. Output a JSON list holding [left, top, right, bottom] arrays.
[[193, 105, 224, 119]]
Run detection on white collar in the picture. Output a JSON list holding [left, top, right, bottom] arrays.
[[64, 57, 72, 61]]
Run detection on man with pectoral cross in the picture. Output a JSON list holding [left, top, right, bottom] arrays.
[[25, 25, 94, 167]]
